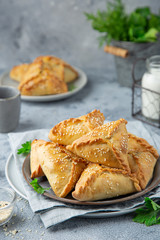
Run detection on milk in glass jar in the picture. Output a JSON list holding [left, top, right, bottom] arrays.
[[142, 55, 160, 120]]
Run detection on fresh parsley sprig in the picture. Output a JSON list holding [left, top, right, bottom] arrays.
[[17, 141, 31, 155], [68, 83, 76, 91], [133, 197, 160, 226], [30, 178, 50, 194]]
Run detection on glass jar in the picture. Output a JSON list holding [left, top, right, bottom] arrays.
[[0, 188, 16, 226], [141, 56, 160, 120]]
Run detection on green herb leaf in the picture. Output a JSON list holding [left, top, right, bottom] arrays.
[[17, 141, 31, 155], [68, 83, 76, 91], [149, 14, 160, 32], [133, 198, 160, 226], [135, 7, 151, 18], [30, 178, 50, 194], [144, 28, 158, 41]]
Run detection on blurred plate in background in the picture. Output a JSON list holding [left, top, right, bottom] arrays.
[[0, 66, 87, 102]]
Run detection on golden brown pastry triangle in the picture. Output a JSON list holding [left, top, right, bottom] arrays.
[[33, 56, 65, 81], [72, 163, 141, 201], [34, 55, 78, 83], [10, 63, 30, 82], [30, 139, 46, 179], [18, 60, 68, 96], [67, 118, 130, 172], [32, 140, 86, 198], [127, 133, 159, 189], [20, 61, 43, 83], [48, 109, 105, 145]]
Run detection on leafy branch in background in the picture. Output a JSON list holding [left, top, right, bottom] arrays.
[[85, 0, 160, 46], [133, 197, 160, 226]]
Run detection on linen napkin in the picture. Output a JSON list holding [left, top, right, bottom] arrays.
[[8, 121, 160, 228]]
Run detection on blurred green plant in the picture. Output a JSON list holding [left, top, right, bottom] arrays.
[[85, 0, 160, 46]]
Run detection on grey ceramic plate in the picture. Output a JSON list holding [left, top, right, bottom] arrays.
[[0, 67, 87, 102], [5, 154, 141, 218], [22, 154, 160, 206]]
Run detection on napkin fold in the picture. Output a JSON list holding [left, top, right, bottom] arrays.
[[8, 121, 160, 228]]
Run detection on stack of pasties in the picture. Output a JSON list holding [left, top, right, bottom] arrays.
[[29, 109, 159, 201], [10, 55, 78, 96]]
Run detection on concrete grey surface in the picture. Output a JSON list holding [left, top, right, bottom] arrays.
[[0, 0, 160, 239]]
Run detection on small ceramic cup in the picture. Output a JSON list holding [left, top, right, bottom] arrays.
[[0, 86, 21, 133]]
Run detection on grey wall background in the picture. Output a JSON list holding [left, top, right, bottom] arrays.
[[0, 0, 160, 79]]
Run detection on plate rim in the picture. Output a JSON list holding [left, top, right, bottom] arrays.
[[5, 153, 141, 217], [5, 153, 27, 200], [0, 66, 87, 102], [23, 153, 160, 206]]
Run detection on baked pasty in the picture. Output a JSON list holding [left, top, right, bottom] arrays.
[[34, 55, 78, 83], [29, 111, 159, 202], [22, 58, 64, 83], [48, 109, 105, 145], [127, 133, 159, 189], [37, 141, 86, 198], [72, 163, 141, 201], [67, 119, 130, 172], [10, 55, 79, 96], [18, 61, 68, 96], [30, 139, 45, 179], [10, 63, 30, 82]]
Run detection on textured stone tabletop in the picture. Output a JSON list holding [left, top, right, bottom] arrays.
[[0, 0, 160, 239]]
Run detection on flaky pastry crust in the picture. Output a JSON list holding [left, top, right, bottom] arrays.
[[49, 109, 105, 145], [127, 133, 159, 189], [32, 140, 86, 198], [34, 55, 78, 83], [67, 118, 130, 172], [30, 139, 46, 178], [72, 163, 141, 201], [10, 63, 30, 82], [18, 61, 68, 96]]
